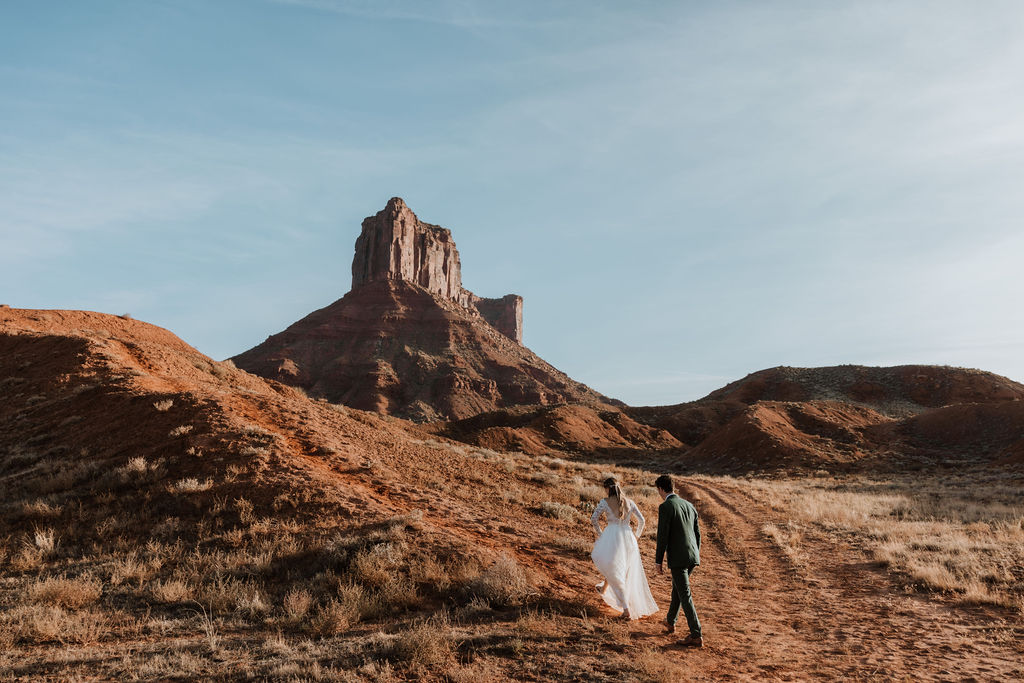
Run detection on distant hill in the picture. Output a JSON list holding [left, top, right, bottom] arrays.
[[626, 365, 1024, 471]]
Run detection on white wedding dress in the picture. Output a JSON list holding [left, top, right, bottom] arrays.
[[590, 497, 658, 619]]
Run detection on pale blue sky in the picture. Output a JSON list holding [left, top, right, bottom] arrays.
[[3, 1, 1023, 405]]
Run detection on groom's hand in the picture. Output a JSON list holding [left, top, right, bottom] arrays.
[[657, 562, 664, 575]]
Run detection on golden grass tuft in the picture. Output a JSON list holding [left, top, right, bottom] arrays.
[[310, 598, 357, 636], [282, 587, 313, 621], [29, 574, 103, 609], [1, 605, 108, 644], [540, 501, 579, 521], [151, 579, 193, 604], [170, 477, 213, 493], [468, 554, 533, 607], [391, 613, 455, 671]]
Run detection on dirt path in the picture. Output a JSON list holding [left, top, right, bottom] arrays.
[[616, 478, 1024, 681]]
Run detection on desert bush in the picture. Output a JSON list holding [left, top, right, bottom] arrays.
[[116, 456, 152, 482], [151, 579, 193, 603], [577, 485, 606, 503], [3, 605, 107, 644], [410, 554, 452, 591], [210, 360, 235, 379], [540, 501, 579, 521], [467, 554, 533, 607], [170, 478, 212, 493], [234, 497, 256, 525], [169, 424, 194, 437], [19, 499, 62, 519], [530, 471, 560, 486], [334, 580, 378, 621], [199, 575, 266, 613], [391, 613, 455, 671], [241, 424, 274, 438], [350, 544, 402, 588], [375, 574, 420, 612], [109, 551, 155, 586], [282, 587, 313, 621], [29, 574, 103, 609], [11, 547, 44, 572], [153, 399, 174, 411], [31, 527, 57, 554], [310, 598, 357, 636]]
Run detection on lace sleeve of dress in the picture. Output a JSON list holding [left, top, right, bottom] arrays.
[[631, 499, 646, 538], [591, 499, 607, 535]]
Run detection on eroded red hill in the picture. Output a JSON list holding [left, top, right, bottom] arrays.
[[627, 364, 1024, 472]]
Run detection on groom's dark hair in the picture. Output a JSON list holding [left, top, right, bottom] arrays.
[[654, 474, 674, 493]]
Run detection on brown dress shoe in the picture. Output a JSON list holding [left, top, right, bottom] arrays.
[[679, 634, 704, 648], [662, 620, 675, 634]]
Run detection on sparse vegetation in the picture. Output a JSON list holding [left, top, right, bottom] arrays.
[[391, 613, 455, 671], [744, 473, 1024, 607], [169, 477, 213, 493], [540, 501, 579, 521], [468, 554, 533, 607], [153, 399, 174, 411], [28, 574, 103, 609]]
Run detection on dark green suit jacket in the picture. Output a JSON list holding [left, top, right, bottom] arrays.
[[655, 493, 701, 569]]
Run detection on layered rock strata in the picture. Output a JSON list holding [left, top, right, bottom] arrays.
[[352, 197, 523, 343]]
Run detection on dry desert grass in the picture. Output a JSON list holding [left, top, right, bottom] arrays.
[[742, 471, 1024, 610], [0, 424, 685, 680]]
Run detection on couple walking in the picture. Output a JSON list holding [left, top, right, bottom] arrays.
[[590, 474, 703, 647]]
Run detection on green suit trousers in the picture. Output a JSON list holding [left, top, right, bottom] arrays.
[[667, 565, 701, 637]]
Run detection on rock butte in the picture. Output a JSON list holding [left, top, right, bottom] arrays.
[[232, 198, 610, 421], [353, 197, 523, 344]]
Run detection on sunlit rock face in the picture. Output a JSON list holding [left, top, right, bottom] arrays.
[[351, 197, 522, 343]]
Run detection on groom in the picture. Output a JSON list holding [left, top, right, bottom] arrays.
[[654, 474, 703, 648]]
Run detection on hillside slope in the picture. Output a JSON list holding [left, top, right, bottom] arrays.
[[232, 280, 611, 421]]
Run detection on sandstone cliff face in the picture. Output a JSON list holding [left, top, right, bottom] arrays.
[[352, 198, 464, 302], [351, 197, 523, 344]]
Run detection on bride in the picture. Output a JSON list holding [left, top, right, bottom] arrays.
[[590, 476, 658, 620]]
